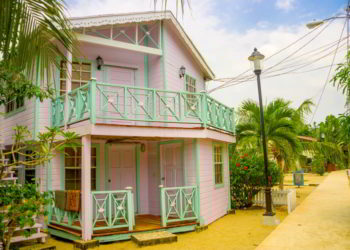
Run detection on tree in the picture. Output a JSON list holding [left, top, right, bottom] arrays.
[[339, 114, 350, 169], [236, 98, 302, 189], [331, 51, 350, 113], [0, 126, 79, 250], [0, 0, 76, 82]]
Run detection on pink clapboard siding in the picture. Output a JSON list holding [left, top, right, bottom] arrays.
[[197, 139, 229, 225], [0, 98, 35, 145], [163, 21, 205, 92]]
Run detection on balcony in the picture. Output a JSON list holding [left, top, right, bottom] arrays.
[[52, 80, 235, 134]]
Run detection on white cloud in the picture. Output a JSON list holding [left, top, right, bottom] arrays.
[[67, 0, 347, 123], [275, 0, 296, 11]]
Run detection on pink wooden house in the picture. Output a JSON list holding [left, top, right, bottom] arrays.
[[0, 11, 235, 243]]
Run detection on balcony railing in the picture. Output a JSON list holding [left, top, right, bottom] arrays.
[[52, 80, 235, 134]]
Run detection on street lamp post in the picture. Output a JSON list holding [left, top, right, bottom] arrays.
[[248, 48, 275, 219]]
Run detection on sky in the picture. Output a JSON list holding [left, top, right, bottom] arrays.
[[65, 0, 349, 123]]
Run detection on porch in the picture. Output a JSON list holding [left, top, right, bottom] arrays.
[[47, 137, 201, 243], [51, 79, 235, 134]]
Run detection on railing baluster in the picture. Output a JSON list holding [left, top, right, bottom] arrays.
[[108, 193, 112, 227], [127, 190, 133, 231], [202, 93, 207, 128], [152, 89, 156, 120]]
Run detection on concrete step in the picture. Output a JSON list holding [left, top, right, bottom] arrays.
[[11, 232, 47, 243], [131, 231, 177, 247]]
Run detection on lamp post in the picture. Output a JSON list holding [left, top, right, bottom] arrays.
[[248, 48, 275, 218]]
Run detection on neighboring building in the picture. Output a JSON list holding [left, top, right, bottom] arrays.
[[0, 11, 235, 243]]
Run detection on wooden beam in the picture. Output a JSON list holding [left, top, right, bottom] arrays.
[[76, 33, 162, 56]]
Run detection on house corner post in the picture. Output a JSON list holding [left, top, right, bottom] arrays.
[[90, 78, 97, 124], [81, 135, 92, 241], [64, 51, 72, 129]]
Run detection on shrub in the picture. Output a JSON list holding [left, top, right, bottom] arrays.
[[311, 155, 326, 176], [229, 150, 281, 209]]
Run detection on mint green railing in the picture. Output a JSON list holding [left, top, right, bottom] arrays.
[[160, 185, 199, 227], [52, 80, 235, 134], [47, 192, 82, 231], [91, 190, 134, 231]]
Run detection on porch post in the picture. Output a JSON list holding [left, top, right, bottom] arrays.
[[81, 135, 92, 241], [64, 50, 72, 129]]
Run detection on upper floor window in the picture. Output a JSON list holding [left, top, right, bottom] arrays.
[[5, 97, 24, 113], [60, 61, 92, 96], [213, 143, 224, 186], [64, 147, 96, 190], [185, 75, 196, 93]]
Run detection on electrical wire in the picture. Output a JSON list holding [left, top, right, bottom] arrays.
[[310, 18, 347, 123]]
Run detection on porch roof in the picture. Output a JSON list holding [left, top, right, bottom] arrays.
[[69, 11, 215, 80]]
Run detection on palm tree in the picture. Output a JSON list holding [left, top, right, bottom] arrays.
[[153, 0, 191, 18], [331, 51, 350, 112], [236, 98, 302, 189], [0, 0, 76, 82]]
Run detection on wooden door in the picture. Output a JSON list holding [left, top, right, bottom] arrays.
[[160, 143, 183, 187], [109, 144, 137, 210]]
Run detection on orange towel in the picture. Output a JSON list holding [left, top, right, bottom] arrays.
[[65, 190, 81, 212]]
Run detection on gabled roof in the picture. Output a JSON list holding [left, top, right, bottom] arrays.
[[69, 11, 215, 80]]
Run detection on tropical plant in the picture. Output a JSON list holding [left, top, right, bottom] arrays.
[[0, 183, 51, 250], [311, 155, 326, 176], [153, 0, 191, 18], [0, 0, 76, 82], [331, 51, 350, 112], [339, 114, 350, 169], [229, 149, 281, 208], [236, 98, 302, 189]]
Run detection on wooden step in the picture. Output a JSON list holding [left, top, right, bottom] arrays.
[[8, 223, 43, 232], [131, 231, 177, 246], [11, 232, 47, 243]]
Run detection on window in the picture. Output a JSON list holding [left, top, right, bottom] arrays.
[[64, 147, 96, 190], [5, 97, 24, 113], [185, 75, 197, 111], [213, 144, 224, 186], [24, 150, 36, 184], [60, 61, 91, 96]]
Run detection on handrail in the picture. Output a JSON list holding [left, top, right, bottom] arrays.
[[51, 80, 235, 134], [160, 185, 199, 227]]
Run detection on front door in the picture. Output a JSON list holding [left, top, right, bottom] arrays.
[[109, 144, 137, 211], [160, 142, 184, 187]]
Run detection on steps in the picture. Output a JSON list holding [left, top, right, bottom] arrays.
[[131, 231, 177, 246]]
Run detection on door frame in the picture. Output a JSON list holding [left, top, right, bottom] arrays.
[[158, 140, 185, 187], [108, 143, 138, 213]]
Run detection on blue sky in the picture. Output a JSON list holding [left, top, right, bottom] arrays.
[[65, 0, 349, 122]]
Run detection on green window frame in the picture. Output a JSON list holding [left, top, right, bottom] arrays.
[[64, 146, 97, 190], [213, 143, 224, 188], [59, 60, 92, 96], [4, 97, 25, 117]]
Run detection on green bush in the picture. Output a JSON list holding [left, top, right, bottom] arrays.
[[311, 156, 326, 176], [229, 150, 281, 209]]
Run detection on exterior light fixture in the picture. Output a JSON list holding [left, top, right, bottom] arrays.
[[96, 56, 104, 70], [179, 66, 186, 78], [248, 48, 278, 225]]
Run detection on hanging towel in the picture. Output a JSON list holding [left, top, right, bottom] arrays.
[[55, 190, 66, 210], [66, 190, 81, 212]]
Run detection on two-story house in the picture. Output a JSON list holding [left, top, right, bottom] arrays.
[[0, 11, 236, 243]]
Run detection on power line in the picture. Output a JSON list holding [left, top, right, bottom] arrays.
[[310, 18, 347, 123]]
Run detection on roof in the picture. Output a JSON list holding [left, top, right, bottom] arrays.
[[69, 11, 215, 80]]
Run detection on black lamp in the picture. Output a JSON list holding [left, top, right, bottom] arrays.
[[96, 56, 104, 70], [179, 66, 186, 78]]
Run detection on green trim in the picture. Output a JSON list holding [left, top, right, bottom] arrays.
[[59, 143, 100, 190], [212, 141, 225, 189], [48, 228, 81, 241], [104, 143, 109, 191], [144, 25, 149, 88], [33, 56, 41, 139], [226, 143, 231, 211], [194, 139, 204, 225], [3, 106, 25, 119], [135, 144, 141, 213], [160, 21, 167, 90]]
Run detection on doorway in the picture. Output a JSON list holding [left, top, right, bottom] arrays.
[[160, 141, 184, 188]]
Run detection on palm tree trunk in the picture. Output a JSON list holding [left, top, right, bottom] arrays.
[[277, 157, 285, 190]]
